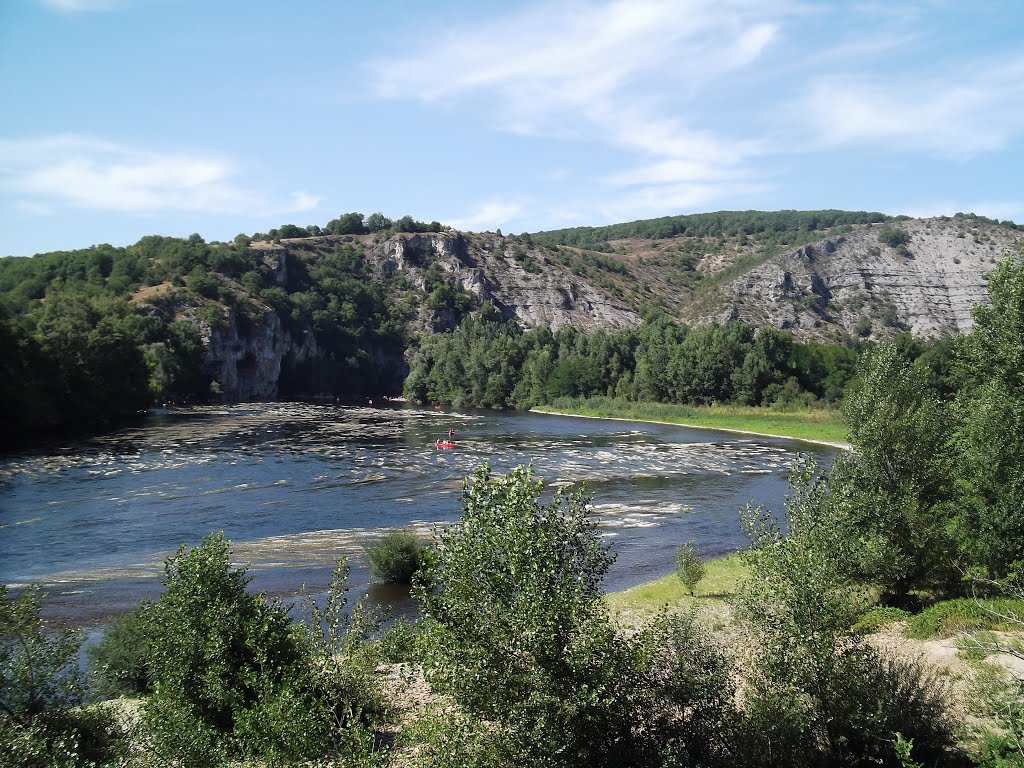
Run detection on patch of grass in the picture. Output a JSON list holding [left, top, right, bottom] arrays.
[[853, 606, 911, 633], [906, 598, 1024, 639], [535, 396, 848, 445], [604, 553, 748, 615]]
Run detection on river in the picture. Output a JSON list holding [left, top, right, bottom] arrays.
[[0, 402, 837, 626]]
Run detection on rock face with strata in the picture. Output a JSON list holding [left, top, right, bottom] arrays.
[[188, 216, 1021, 399], [695, 218, 1021, 339], [362, 232, 640, 333]]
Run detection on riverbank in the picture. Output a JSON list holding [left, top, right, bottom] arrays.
[[531, 397, 849, 448]]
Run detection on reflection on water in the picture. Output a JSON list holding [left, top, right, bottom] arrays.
[[0, 403, 837, 624]]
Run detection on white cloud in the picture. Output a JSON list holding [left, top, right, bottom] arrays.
[[446, 201, 524, 232], [797, 55, 1024, 157], [40, 0, 121, 12], [367, 1, 1024, 225], [288, 191, 321, 213], [0, 135, 317, 218], [368, 0, 784, 216], [600, 179, 772, 222]]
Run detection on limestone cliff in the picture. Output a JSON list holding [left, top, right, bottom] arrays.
[[359, 231, 640, 332], [195, 308, 319, 401], [189, 216, 1021, 400], [690, 218, 1022, 339]]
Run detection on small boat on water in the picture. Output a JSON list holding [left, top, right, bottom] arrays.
[[434, 440, 455, 449]]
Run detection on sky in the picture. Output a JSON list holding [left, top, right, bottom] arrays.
[[2, 0, 1023, 257]]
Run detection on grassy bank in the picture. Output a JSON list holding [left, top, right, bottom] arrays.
[[605, 553, 748, 624], [532, 396, 848, 446]]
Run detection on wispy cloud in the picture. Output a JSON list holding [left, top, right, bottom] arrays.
[[369, 0, 783, 197], [368, 0, 1024, 224], [0, 135, 318, 217], [40, 0, 122, 12], [797, 55, 1024, 157], [446, 201, 524, 232]]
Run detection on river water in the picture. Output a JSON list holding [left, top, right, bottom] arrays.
[[0, 403, 836, 626]]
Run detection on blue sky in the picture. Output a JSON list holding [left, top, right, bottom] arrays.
[[2, 0, 1023, 257]]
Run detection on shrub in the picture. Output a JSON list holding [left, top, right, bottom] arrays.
[[141, 533, 379, 765], [366, 528, 423, 584], [852, 605, 912, 633], [736, 459, 958, 766], [374, 617, 420, 664], [675, 541, 706, 595], [0, 586, 127, 766], [906, 597, 1024, 639], [415, 464, 738, 767], [738, 645, 955, 767], [879, 226, 911, 248], [88, 606, 152, 697]]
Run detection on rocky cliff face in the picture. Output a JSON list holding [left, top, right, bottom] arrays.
[[193, 216, 1021, 400], [695, 218, 1021, 339], [363, 231, 640, 333], [191, 307, 319, 401]]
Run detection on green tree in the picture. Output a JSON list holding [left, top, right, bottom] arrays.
[[839, 344, 958, 603], [675, 541, 706, 595], [954, 251, 1024, 579], [141, 533, 377, 764], [1, 586, 126, 767], [415, 465, 643, 765], [365, 212, 393, 232], [736, 459, 956, 767], [415, 464, 738, 767]]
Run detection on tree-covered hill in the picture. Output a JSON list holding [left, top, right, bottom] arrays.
[[1, 210, 1018, 445]]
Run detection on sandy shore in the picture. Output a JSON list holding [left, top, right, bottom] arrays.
[[531, 408, 851, 450]]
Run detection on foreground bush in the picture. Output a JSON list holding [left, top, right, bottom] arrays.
[[88, 606, 152, 698], [0, 586, 127, 767], [140, 532, 380, 765], [737, 459, 959, 767], [414, 464, 737, 768]]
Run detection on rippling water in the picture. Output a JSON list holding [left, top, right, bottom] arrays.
[[0, 403, 837, 624]]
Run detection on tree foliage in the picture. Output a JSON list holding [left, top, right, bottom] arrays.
[[414, 464, 737, 767], [736, 460, 957, 767], [140, 533, 378, 765]]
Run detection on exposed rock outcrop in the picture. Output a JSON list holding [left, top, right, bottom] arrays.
[[362, 232, 640, 333], [695, 219, 1021, 339], [193, 308, 319, 401]]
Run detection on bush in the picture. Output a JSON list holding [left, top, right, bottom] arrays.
[[879, 226, 911, 248], [0, 586, 127, 766], [736, 459, 959, 766], [88, 606, 152, 697], [852, 605, 912, 633], [675, 541, 706, 595], [366, 528, 423, 584], [374, 617, 420, 663], [738, 645, 955, 767], [141, 533, 379, 765], [415, 464, 738, 767]]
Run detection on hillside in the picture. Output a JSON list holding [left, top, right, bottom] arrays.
[[1, 210, 1020, 436], [530, 211, 1022, 341]]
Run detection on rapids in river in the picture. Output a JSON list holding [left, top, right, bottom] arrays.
[[0, 403, 837, 625]]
